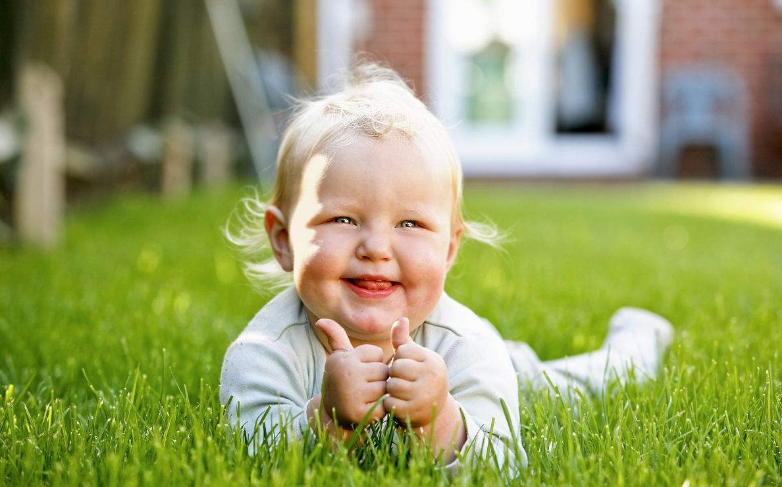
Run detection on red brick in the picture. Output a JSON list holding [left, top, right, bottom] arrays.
[[661, 0, 782, 177]]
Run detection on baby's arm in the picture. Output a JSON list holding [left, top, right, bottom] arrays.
[[220, 320, 389, 448], [443, 330, 525, 470], [220, 335, 312, 448], [384, 318, 466, 462], [387, 317, 525, 471]]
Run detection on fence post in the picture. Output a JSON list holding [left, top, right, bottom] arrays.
[[14, 62, 65, 248], [198, 121, 233, 188], [161, 118, 194, 199]]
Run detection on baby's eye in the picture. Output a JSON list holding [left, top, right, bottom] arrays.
[[333, 216, 354, 225], [398, 220, 419, 228]]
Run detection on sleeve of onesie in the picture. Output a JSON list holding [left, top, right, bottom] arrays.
[[219, 334, 312, 450], [440, 331, 528, 474]]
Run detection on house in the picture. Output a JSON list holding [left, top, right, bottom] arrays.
[[307, 0, 782, 179]]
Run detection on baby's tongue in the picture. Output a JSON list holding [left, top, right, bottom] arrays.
[[352, 279, 393, 290]]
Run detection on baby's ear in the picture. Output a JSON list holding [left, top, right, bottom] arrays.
[[264, 206, 293, 272], [445, 228, 462, 272]]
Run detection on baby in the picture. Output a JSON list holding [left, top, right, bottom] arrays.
[[219, 64, 673, 470]]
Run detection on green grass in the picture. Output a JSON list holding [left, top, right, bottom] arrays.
[[1, 182, 781, 485]]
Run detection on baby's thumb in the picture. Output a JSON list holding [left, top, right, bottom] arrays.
[[391, 317, 412, 350], [316, 318, 353, 353]]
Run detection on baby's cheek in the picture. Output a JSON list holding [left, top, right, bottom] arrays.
[[294, 251, 342, 318], [411, 243, 450, 282], [404, 246, 450, 313], [296, 250, 340, 287]]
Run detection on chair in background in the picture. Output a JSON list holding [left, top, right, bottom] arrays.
[[659, 66, 751, 179]]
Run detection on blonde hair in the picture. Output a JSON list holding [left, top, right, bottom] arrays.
[[226, 63, 502, 292]]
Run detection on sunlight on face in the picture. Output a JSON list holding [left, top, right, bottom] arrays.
[[286, 137, 460, 342]]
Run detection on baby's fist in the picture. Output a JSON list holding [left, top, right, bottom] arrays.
[[318, 319, 389, 427], [384, 318, 449, 428]]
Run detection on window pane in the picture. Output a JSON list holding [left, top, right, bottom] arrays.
[[467, 40, 514, 124]]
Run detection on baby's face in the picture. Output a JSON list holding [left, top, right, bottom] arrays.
[[285, 137, 460, 342]]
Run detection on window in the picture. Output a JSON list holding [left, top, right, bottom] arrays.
[[467, 40, 514, 124]]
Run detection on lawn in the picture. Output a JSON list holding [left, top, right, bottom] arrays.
[[1, 182, 781, 485]]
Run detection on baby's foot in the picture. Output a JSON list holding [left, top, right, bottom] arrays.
[[601, 307, 674, 377]]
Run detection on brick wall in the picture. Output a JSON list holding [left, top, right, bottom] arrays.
[[660, 0, 782, 178], [355, 0, 427, 98]]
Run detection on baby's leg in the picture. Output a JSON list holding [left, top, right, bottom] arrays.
[[505, 308, 674, 396], [504, 340, 589, 395], [544, 307, 673, 394]]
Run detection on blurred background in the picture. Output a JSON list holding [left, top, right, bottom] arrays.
[[1, 0, 781, 247]]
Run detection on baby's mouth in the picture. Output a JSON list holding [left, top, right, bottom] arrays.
[[346, 278, 397, 290]]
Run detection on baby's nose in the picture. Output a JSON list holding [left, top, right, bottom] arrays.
[[356, 229, 392, 261]]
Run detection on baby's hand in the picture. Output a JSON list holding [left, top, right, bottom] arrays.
[[316, 318, 389, 428], [384, 317, 449, 428]]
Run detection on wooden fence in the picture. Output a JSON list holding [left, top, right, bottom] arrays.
[[0, 0, 312, 246]]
